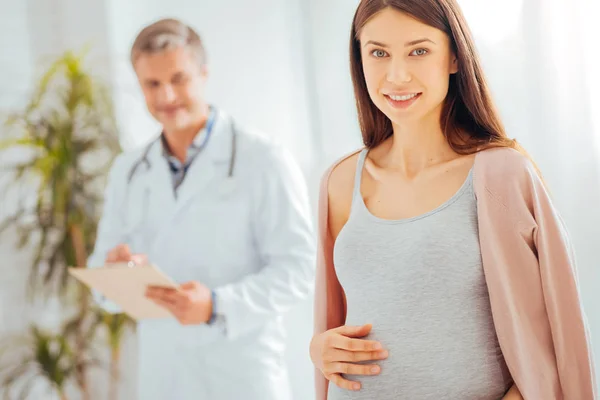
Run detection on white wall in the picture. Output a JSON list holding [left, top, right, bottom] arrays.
[[0, 1, 66, 399], [0, 1, 33, 110], [106, 0, 317, 168], [466, 1, 600, 381], [0, 0, 34, 336], [303, 0, 362, 168]]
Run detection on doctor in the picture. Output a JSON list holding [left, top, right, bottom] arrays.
[[87, 18, 316, 400]]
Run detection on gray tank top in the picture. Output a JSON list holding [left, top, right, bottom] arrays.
[[328, 149, 512, 400]]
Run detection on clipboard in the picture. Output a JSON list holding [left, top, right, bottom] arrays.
[[68, 263, 179, 320]]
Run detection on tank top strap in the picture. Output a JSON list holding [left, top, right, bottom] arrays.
[[352, 148, 369, 202]]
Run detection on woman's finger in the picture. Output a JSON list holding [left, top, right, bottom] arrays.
[[329, 334, 382, 352], [326, 362, 381, 376], [334, 324, 372, 338], [327, 373, 361, 391], [324, 348, 388, 363]]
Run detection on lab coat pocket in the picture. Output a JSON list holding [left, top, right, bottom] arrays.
[[210, 199, 256, 285], [122, 186, 151, 246]]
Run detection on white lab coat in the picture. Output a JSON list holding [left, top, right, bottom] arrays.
[[87, 108, 316, 400]]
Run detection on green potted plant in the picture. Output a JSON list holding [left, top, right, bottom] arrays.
[[95, 310, 134, 400], [0, 48, 130, 400], [0, 325, 99, 400], [0, 47, 121, 292]]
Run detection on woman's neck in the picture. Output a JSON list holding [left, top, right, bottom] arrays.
[[376, 117, 457, 177]]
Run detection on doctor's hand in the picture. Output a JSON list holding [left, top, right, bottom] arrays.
[[105, 244, 148, 266], [310, 324, 388, 392], [145, 281, 213, 325]]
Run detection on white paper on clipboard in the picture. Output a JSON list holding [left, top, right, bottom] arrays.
[[68, 263, 180, 320]]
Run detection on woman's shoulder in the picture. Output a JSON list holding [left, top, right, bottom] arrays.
[[320, 148, 364, 197], [475, 146, 539, 185], [476, 145, 533, 169], [316, 149, 364, 240], [316, 149, 365, 229], [474, 146, 544, 214]]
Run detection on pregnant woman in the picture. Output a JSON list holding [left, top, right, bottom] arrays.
[[310, 0, 596, 399]]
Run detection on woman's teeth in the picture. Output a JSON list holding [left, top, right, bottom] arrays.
[[387, 93, 419, 101]]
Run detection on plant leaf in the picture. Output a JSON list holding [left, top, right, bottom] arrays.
[[1, 47, 121, 302], [0, 137, 45, 151]]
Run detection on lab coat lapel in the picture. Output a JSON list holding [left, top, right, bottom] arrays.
[[142, 139, 178, 238], [173, 110, 232, 212]]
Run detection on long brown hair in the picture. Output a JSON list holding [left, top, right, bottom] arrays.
[[350, 0, 525, 157]]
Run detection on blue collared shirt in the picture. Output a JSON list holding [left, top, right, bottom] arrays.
[[161, 108, 215, 193]]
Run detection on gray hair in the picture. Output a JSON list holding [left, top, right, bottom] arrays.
[[130, 18, 206, 66]]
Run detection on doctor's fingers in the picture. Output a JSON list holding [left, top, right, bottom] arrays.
[[146, 286, 174, 297], [324, 348, 388, 363], [149, 296, 182, 317], [116, 244, 131, 258], [151, 289, 191, 309], [130, 254, 148, 265], [146, 288, 176, 304], [106, 244, 131, 263], [149, 298, 189, 323], [156, 301, 190, 324]]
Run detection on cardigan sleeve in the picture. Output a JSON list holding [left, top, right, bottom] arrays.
[[529, 166, 597, 399], [475, 148, 597, 399], [314, 162, 349, 400]]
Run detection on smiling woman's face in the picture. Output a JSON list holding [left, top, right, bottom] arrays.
[[359, 7, 458, 125]]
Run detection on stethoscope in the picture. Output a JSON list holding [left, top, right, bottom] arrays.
[[125, 110, 238, 196], [121, 111, 238, 242]]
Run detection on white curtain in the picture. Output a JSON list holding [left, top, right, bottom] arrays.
[[455, 0, 600, 381]]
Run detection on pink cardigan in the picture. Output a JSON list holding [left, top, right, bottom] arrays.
[[313, 147, 597, 399]]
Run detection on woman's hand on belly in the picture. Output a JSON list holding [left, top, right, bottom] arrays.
[[310, 324, 388, 391]]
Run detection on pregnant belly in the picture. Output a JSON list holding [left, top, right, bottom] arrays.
[[326, 310, 510, 400]]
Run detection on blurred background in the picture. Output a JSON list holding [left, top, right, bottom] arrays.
[[0, 0, 599, 399]]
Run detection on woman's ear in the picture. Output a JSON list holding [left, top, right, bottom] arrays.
[[450, 56, 459, 74]]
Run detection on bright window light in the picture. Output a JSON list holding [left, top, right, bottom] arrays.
[[458, 0, 524, 45]]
